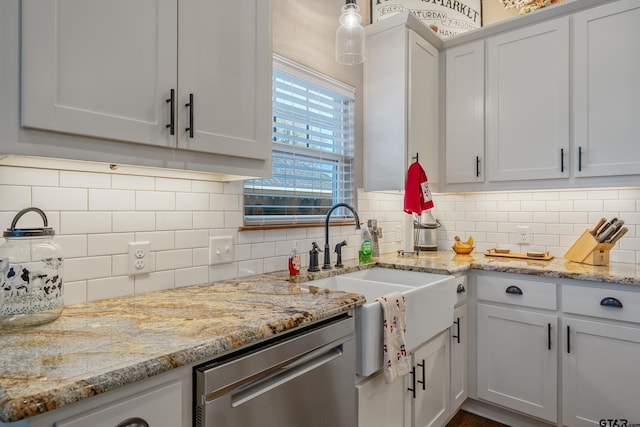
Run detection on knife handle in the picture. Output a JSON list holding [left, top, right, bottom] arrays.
[[591, 218, 606, 235], [607, 227, 628, 245]]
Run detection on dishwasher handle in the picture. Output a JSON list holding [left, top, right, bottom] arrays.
[[230, 343, 344, 408]]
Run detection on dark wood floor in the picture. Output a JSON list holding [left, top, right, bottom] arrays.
[[446, 410, 510, 427]]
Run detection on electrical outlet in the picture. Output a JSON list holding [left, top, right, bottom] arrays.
[[128, 241, 151, 275], [395, 226, 403, 242], [209, 236, 234, 265], [517, 225, 532, 245]]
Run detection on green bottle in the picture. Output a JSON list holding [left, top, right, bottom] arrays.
[[359, 225, 373, 264]]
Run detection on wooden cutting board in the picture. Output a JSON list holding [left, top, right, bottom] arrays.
[[485, 249, 554, 261]]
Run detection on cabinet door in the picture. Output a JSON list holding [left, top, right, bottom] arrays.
[[21, 0, 178, 147], [356, 371, 406, 427], [408, 30, 439, 192], [446, 41, 485, 184], [177, 0, 272, 160], [411, 331, 450, 427], [450, 304, 468, 413], [486, 18, 569, 182], [573, 0, 640, 177], [563, 318, 640, 427], [477, 304, 557, 422], [364, 25, 438, 192]]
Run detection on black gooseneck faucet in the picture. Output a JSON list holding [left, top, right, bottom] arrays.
[[323, 203, 360, 269]]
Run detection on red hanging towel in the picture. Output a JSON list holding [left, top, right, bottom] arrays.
[[403, 161, 434, 215]]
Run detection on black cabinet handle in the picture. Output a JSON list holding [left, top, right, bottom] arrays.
[[560, 148, 564, 173], [578, 146, 582, 172], [417, 359, 426, 390], [567, 325, 571, 354], [547, 323, 552, 350], [166, 88, 175, 135], [452, 317, 461, 344], [185, 93, 194, 138], [456, 283, 466, 294], [476, 156, 480, 178], [600, 297, 623, 308], [407, 366, 416, 399], [505, 285, 523, 295], [116, 417, 149, 427]]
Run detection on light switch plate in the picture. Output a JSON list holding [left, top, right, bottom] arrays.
[[209, 236, 234, 265]]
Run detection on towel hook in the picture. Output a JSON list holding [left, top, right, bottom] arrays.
[[412, 152, 419, 163]]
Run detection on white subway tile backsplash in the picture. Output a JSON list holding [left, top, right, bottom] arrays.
[[60, 171, 110, 189], [135, 270, 175, 294], [135, 231, 175, 251], [87, 276, 134, 301], [155, 177, 191, 192], [1, 186, 31, 210], [33, 187, 87, 210], [89, 189, 135, 211], [3, 163, 639, 305], [155, 249, 193, 271], [88, 233, 134, 256], [156, 211, 193, 231], [175, 229, 209, 249], [176, 192, 209, 211], [136, 191, 175, 211], [112, 174, 154, 190], [65, 256, 112, 282], [60, 212, 111, 234], [54, 235, 87, 258], [113, 211, 155, 232], [175, 266, 209, 288], [0, 166, 58, 186]]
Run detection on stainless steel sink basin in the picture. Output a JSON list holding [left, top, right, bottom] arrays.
[[304, 268, 456, 376]]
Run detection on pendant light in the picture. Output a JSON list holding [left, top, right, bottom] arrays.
[[335, 0, 365, 65]]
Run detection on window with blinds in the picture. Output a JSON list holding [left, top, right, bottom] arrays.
[[244, 56, 356, 225]]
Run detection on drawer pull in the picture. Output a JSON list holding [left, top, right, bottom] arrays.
[[456, 283, 466, 294], [505, 285, 523, 295], [417, 359, 426, 390], [567, 325, 571, 354], [407, 366, 416, 399], [547, 323, 552, 350], [116, 417, 149, 427], [452, 317, 461, 344], [600, 297, 623, 309]]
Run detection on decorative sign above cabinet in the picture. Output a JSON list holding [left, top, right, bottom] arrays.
[[370, 0, 481, 38]]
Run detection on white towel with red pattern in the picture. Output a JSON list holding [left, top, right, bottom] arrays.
[[377, 292, 411, 383]]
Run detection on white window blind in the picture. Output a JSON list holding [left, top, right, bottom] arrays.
[[244, 56, 356, 225]]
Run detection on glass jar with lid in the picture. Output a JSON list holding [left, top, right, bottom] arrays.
[[0, 207, 64, 328]]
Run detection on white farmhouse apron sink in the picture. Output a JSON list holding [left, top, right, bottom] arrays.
[[305, 268, 456, 376]]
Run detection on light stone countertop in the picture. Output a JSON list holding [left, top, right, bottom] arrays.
[[1, 251, 637, 423]]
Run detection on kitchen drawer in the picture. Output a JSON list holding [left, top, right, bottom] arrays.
[[477, 273, 556, 310], [562, 285, 640, 324], [56, 381, 182, 427]]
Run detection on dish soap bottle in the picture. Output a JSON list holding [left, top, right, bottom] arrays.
[[288, 242, 301, 277], [359, 225, 373, 265]]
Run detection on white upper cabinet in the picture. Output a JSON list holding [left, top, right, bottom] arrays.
[[21, 0, 178, 148], [364, 13, 439, 192], [445, 41, 485, 185], [572, 0, 640, 178], [177, 0, 271, 160], [19, 0, 271, 176], [486, 18, 569, 182]]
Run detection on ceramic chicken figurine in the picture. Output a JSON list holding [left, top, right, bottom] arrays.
[[452, 235, 475, 254]]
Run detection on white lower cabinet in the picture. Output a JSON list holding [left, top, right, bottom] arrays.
[[561, 283, 640, 426], [450, 303, 468, 413], [409, 331, 451, 427], [356, 370, 407, 427], [477, 304, 558, 423]]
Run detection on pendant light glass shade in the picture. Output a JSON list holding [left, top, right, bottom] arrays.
[[336, 0, 365, 65]]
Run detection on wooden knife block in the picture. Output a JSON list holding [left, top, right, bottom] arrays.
[[564, 229, 614, 266]]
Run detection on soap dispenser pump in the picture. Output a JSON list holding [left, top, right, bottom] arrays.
[[308, 242, 322, 272]]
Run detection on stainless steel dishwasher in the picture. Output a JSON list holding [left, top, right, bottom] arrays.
[[194, 314, 356, 427]]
